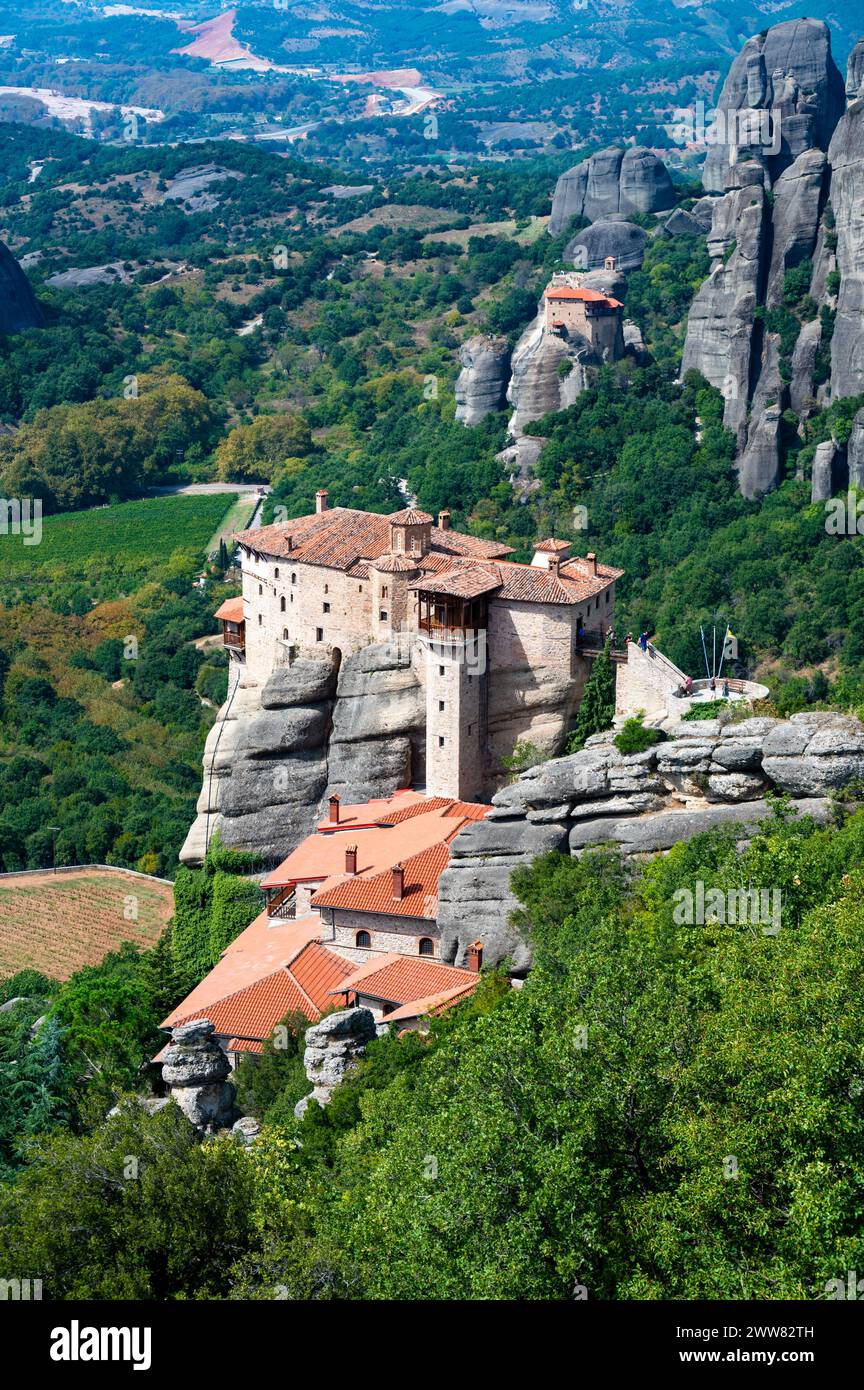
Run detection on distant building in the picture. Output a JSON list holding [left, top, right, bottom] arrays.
[[543, 282, 624, 361]]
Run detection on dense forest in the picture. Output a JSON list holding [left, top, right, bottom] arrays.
[[3, 803, 864, 1298]]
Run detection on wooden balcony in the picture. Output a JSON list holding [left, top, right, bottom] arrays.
[[266, 886, 296, 920], [222, 621, 245, 651]]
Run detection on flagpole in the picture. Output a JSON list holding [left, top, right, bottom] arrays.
[[700, 625, 710, 680], [712, 625, 716, 680]]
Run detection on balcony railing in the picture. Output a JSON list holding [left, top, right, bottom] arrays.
[[267, 887, 296, 920], [223, 629, 245, 650]]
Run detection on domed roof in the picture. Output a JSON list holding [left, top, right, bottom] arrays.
[[388, 507, 433, 525], [372, 553, 420, 573]]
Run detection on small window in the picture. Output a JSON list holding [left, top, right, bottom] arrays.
[[316, 627, 323, 642], [283, 628, 289, 640], [258, 614, 262, 626], [323, 602, 330, 613], [290, 593, 294, 604], [258, 584, 263, 595], [291, 573, 297, 585], [439, 665, 445, 676], [438, 699, 445, 712], [468, 724, 473, 735], [324, 584, 329, 594], [380, 610, 388, 622], [274, 568, 280, 578], [382, 586, 388, 598], [280, 596, 286, 612], [356, 930, 371, 949], [359, 584, 363, 593], [438, 736, 445, 748], [418, 937, 434, 957]]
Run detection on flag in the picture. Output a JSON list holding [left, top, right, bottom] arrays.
[[722, 627, 737, 662]]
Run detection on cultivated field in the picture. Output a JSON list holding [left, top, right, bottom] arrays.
[[0, 493, 239, 583], [0, 868, 174, 982]]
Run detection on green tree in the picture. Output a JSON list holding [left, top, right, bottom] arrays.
[[566, 641, 615, 752]]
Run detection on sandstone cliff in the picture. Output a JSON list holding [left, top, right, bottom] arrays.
[[701, 19, 844, 193], [454, 334, 511, 425], [438, 711, 864, 970], [0, 239, 44, 336], [549, 147, 675, 236], [827, 98, 864, 399]]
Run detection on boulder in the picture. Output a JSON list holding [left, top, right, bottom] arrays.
[[161, 1020, 237, 1132], [549, 146, 674, 234], [565, 219, 648, 273], [702, 19, 845, 193], [0, 239, 44, 335], [295, 1007, 376, 1116], [454, 334, 511, 425]]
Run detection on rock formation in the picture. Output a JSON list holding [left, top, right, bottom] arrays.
[[438, 711, 864, 970], [0, 239, 44, 336], [454, 334, 511, 425], [847, 407, 864, 489], [701, 19, 844, 193], [506, 305, 590, 436], [765, 150, 828, 308], [681, 182, 768, 448], [827, 98, 864, 398], [565, 218, 648, 272], [549, 147, 675, 235], [810, 438, 844, 502], [846, 39, 864, 103], [160, 1019, 238, 1132], [294, 1007, 376, 1118]]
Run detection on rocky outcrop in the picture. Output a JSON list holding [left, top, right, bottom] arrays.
[[294, 1007, 376, 1117], [181, 641, 426, 867], [0, 239, 44, 336], [180, 656, 337, 865], [454, 334, 511, 425], [738, 333, 785, 498], [828, 98, 864, 398], [161, 1019, 238, 1132], [789, 316, 822, 416], [663, 200, 715, 236], [847, 40, 864, 103], [327, 639, 425, 798], [847, 407, 864, 489], [565, 218, 648, 272], [810, 438, 844, 501], [681, 183, 768, 447], [506, 308, 590, 435], [549, 146, 674, 235], [765, 150, 828, 307], [702, 19, 844, 193], [438, 711, 864, 969]]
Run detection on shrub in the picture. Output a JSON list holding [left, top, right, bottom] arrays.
[[613, 716, 666, 755]]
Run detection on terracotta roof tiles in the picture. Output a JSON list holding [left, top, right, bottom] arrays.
[[332, 953, 479, 1006]]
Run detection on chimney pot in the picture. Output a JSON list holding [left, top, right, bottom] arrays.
[[328, 794, 340, 824], [586, 551, 597, 575], [345, 844, 357, 875], [438, 509, 451, 531], [467, 940, 484, 973], [392, 863, 405, 900], [316, 489, 329, 514]]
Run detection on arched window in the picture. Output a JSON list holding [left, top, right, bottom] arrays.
[[356, 930, 371, 949], [418, 937, 434, 957], [280, 596, 286, 612]]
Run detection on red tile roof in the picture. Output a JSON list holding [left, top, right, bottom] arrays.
[[388, 507, 433, 525], [383, 983, 479, 1023], [166, 940, 355, 1043], [235, 506, 513, 572], [312, 840, 450, 920], [214, 596, 244, 621], [264, 793, 490, 892], [544, 286, 623, 309], [332, 953, 479, 1006], [534, 538, 571, 553]]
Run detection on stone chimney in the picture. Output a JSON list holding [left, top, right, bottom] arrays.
[[586, 551, 598, 576], [438, 509, 451, 531], [328, 794, 340, 824], [467, 940, 484, 972], [549, 555, 561, 577], [316, 489, 329, 514], [392, 863, 405, 900], [345, 844, 357, 875]]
